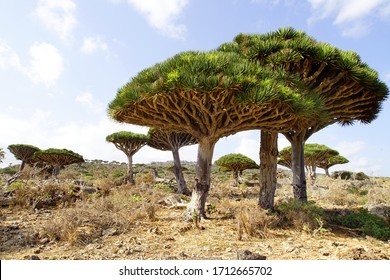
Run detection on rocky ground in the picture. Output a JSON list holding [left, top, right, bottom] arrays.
[[1, 169, 389, 260]]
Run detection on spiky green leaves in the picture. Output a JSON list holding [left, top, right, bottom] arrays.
[[33, 148, 84, 166], [106, 131, 148, 156], [214, 153, 259, 172], [8, 144, 40, 163], [219, 27, 388, 127]]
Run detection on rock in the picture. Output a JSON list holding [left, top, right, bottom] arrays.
[[237, 250, 266, 260], [364, 203, 390, 219], [102, 228, 117, 237]]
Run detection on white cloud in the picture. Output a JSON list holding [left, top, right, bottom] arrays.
[[335, 140, 365, 157], [26, 42, 64, 88], [0, 39, 23, 71], [75, 91, 106, 114], [0, 40, 63, 88], [81, 36, 108, 54], [34, 0, 77, 43], [307, 0, 390, 37], [126, 0, 189, 39]]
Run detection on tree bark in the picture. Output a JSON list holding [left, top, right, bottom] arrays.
[[324, 168, 330, 177], [172, 148, 191, 195], [288, 133, 308, 203], [232, 170, 239, 187], [127, 154, 135, 185], [259, 130, 278, 210], [186, 139, 215, 220]]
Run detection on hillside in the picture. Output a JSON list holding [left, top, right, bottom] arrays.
[[1, 162, 389, 260]]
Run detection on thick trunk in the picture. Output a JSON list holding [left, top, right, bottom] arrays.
[[324, 168, 330, 177], [172, 148, 191, 195], [259, 131, 278, 210], [186, 139, 215, 219], [289, 136, 307, 203], [127, 155, 135, 185], [232, 170, 239, 187]]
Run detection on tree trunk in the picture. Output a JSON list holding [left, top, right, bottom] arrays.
[[289, 134, 307, 203], [186, 139, 215, 220], [259, 130, 278, 210], [232, 170, 239, 187], [127, 154, 135, 185], [172, 148, 191, 195], [324, 168, 330, 177]]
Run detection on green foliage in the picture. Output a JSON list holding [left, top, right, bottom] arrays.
[[222, 27, 388, 126], [355, 172, 369, 181], [347, 186, 368, 196], [0, 165, 19, 176], [0, 148, 5, 163], [214, 153, 259, 172], [334, 208, 390, 241], [275, 199, 324, 230], [33, 148, 84, 166], [153, 182, 174, 193], [332, 170, 353, 180], [106, 131, 148, 143], [7, 144, 40, 160]]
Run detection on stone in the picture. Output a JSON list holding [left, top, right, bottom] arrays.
[[237, 250, 266, 260]]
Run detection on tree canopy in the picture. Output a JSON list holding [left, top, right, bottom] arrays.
[[219, 27, 388, 202], [278, 143, 346, 179], [147, 128, 197, 195], [317, 155, 349, 176], [215, 153, 259, 172], [108, 50, 322, 140], [33, 148, 84, 166], [106, 131, 148, 156], [106, 131, 148, 184], [8, 144, 41, 170], [215, 153, 259, 187], [108, 50, 319, 218]]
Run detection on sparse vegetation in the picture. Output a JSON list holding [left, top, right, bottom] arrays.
[[1, 161, 389, 260]]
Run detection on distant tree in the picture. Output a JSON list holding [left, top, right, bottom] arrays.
[[0, 148, 5, 164], [303, 144, 339, 180], [106, 131, 148, 184], [317, 155, 349, 176], [147, 128, 197, 195], [8, 144, 40, 171], [278, 144, 340, 180], [214, 153, 259, 187], [32, 148, 84, 178]]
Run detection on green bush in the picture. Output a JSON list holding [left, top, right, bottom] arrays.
[[334, 208, 390, 241], [275, 199, 324, 230]]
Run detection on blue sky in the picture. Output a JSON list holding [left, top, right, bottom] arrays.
[[1, 0, 389, 177]]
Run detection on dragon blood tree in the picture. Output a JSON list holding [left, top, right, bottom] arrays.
[[317, 154, 349, 177], [147, 128, 197, 195], [278, 143, 339, 181], [108, 50, 318, 219], [220, 27, 388, 203], [214, 153, 259, 188], [8, 144, 41, 171], [32, 148, 84, 178], [5, 144, 41, 187], [106, 131, 148, 184]]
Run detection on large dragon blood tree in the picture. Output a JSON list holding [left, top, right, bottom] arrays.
[[219, 27, 388, 203], [32, 148, 84, 178], [106, 131, 148, 184], [147, 128, 197, 195], [108, 50, 320, 219]]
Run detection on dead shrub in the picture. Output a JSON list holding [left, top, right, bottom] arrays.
[[236, 203, 278, 240]]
